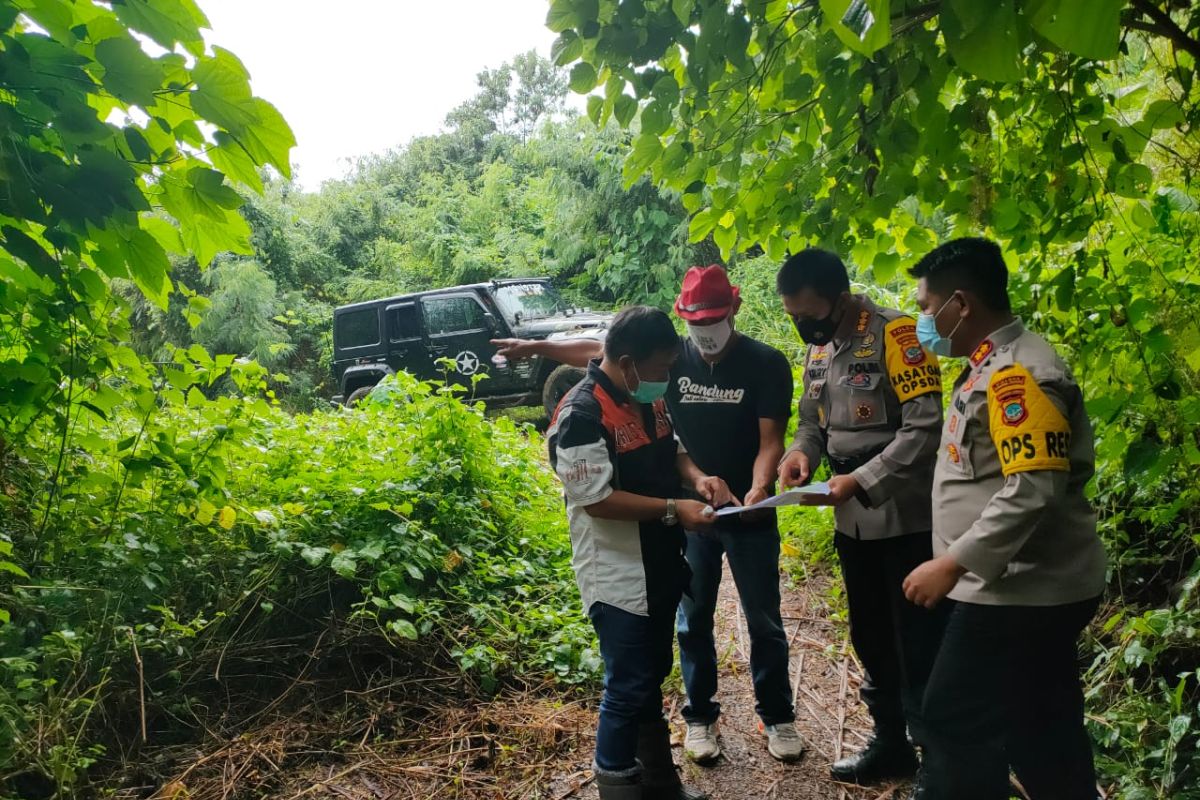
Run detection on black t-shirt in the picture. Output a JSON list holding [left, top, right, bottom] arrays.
[[667, 335, 794, 503]]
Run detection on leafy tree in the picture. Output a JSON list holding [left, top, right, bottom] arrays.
[[193, 259, 291, 368], [0, 0, 293, 451], [547, 1, 1200, 793]]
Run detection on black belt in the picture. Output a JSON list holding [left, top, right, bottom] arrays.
[[828, 445, 888, 475]]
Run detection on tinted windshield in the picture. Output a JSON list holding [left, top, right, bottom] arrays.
[[493, 282, 569, 322]]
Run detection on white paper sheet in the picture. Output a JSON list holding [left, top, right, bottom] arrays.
[[713, 482, 832, 516]]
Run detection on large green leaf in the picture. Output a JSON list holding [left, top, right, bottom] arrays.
[[190, 48, 257, 130], [568, 62, 598, 94], [941, 0, 1023, 82], [1025, 0, 1125, 61], [121, 225, 171, 307], [112, 0, 208, 57], [94, 35, 163, 107], [623, 133, 663, 187]]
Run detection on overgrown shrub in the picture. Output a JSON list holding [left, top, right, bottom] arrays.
[[0, 371, 595, 798]]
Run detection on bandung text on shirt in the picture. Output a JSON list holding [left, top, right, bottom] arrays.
[[676, 376, 746, 404]]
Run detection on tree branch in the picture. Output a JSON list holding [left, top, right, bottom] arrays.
[[1127, 0, 1200, 63]]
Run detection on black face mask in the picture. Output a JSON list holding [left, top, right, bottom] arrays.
[[792, 299, 843, 345]]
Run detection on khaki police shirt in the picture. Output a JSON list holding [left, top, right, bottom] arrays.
[[934, 318, 1107, 606], [787, 297, 943, 540]]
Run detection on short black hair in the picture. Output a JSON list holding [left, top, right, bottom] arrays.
[[604, 305, 680, 362], [776, 249, 850, 301], [909, 237, 1011, 313]]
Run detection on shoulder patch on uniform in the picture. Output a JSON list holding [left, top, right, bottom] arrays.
[[987, 363, 1071, 476], [883, 316, 941, 403]]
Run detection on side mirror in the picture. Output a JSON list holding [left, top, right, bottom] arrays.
[[484, 312, 504, 337]]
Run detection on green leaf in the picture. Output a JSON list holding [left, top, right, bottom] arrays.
[[1053, 264, 1075, 310], [551, 31, 584, 66], [1112, 163, 1153, 199], [623, 133, 663, 186], [873, 251, 900, 283], [331, 551, 358, 578], [640, 99, 670, 136], [992, 197, 1021, 232], [614, 94, 637, 127], [1, 227, 60, 280], [672, 0, 692, 26], [586, 94, 604, 125], [391, 619, 419, 640], [188, 167, 244, 211], [1123, 439, 1161, 477], [190, 47, 255, 124], [1025, 0, 1123, 61], [94, 35, 163, 107], [569, 62, 598, 94], [820, 0, 891, 55], [113, 0, 209, 56], [1143, 99, 1185, 130], [234, 98, 295, 178], [941, 0, 1023, 83], [688, 207, 717, 242], [209, 131, 265, 192]]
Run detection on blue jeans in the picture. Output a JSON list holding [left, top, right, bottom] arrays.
[[676, 522, 794, 726], [588, 601, 677, 772]]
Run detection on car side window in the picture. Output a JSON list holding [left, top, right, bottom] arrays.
[[337, 307, 380, 349], [423, 296, 487, 336], [387, 304, 422, 341]]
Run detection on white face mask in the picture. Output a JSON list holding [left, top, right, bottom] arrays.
[[686, 317, 734, 355]]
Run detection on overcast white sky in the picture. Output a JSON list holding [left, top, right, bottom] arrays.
[[201, 0, 571, 190]]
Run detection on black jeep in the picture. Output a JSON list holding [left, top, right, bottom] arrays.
[[332, 278, 610, 415]]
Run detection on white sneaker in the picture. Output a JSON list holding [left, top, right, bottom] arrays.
[[683, 721, 721, 763], [760, 721, 806, 762]]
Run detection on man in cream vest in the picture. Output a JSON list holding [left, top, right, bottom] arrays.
[[902, 237, 1106, 800]]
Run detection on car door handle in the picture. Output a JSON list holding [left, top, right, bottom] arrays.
[[429, 345, 448, 354]]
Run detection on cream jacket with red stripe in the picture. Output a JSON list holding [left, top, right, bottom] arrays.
[[935, 318, 1106, 606]]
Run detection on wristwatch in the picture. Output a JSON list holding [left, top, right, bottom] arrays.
[[662, 497, 678, 526]]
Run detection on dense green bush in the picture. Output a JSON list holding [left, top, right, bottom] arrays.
[[0, 370, 593, 797]]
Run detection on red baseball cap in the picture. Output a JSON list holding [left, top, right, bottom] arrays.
[[674, 264, 740, 323]]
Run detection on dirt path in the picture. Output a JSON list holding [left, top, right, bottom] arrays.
[[132, 561, 908, 800], [546, 563, 910, 800]]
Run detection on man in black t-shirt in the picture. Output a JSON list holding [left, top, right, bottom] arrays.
[[493, 265, 804, 765]]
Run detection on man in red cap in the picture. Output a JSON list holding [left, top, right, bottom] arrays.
[[493, 265, 804, 765]]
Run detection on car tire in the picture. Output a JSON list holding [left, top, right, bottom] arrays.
[[345, 385, 375, 408], [542, 364, 587, 418]]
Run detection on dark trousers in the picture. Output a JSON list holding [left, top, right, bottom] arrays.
[[921, 596, 1102, 800], [835, 531, 948, 744], [589, 601, 676, 772], [677, 523, 794, 726]]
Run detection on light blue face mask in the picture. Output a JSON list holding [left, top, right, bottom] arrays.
[[916, 295, 963, 357], [627, 363, 669, 403]]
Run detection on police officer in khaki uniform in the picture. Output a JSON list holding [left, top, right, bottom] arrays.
[[902, 238, 1106, 800], [776, 249, 947, 785]]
